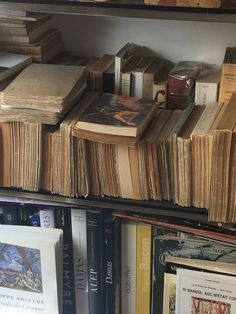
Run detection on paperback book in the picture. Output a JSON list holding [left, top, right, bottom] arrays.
[[0, 224, 63, 314]]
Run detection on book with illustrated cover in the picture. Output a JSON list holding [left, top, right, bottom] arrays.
[[0, 224, 63, 314], [152, 236, 236, 314], [163, 256, 236, 314], [75, 93, 157, 138], [176, 268, 236, 314]]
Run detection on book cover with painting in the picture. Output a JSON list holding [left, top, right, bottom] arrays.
[[0, 225, 63, 314], [176, 269, 236, 314], [76, 93, 157, 137]]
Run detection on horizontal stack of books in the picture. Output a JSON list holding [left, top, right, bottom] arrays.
[[0, 10, 63, 62]]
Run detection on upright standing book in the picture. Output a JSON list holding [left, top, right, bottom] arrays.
[[0, 224, 63, 314]]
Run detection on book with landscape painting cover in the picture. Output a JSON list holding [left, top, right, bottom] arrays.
[[0, 225, 63, 314], [75, 93, 157, 138]]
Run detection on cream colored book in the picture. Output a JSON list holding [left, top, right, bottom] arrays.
[[0, 63, 86, 113], [0, 224, 63, 314]]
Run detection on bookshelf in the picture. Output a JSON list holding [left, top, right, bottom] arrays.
[[0, 0, 235, 221], [0, 4, 235, 314]]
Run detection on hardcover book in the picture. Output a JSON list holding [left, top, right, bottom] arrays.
[[75, 93, 157, 138], [0, 224, 63, 314]]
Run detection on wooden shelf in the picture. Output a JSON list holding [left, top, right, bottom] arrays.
[[0, 0, 236, 22]]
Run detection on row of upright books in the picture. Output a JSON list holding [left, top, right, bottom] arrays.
[[0, 40, 235, 222], [0, 201, 236, 314]]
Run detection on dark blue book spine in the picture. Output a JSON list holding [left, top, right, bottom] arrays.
[[86, 210, 105, 314], [55, 208, 76, 314]]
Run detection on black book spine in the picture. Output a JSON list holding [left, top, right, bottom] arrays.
[[2, 205, 18, 224], [104, 218, 115, 314], [18, 205, 30, 225], [86, 210, 105, 314], [55, 208, 76, 314], [104, 216, 121, 314]]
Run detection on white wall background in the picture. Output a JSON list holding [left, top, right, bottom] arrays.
[[51, 14, 236, 66]]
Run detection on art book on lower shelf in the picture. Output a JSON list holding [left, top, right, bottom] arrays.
[[0, 224, 63, 314], [176, 268, 236, 314]]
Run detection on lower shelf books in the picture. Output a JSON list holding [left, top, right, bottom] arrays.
[[176, 268, 236, 314], [163, 256, 236, 314], [0, 224, 63, 314]]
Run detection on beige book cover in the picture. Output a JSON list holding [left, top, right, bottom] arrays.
[[0, 63, 86, 112]]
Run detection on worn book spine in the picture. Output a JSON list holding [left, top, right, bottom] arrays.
[[86, 210, 105, 314], [136, 223, 152, 314], [121, 222, 136, 314], [56, 208, 76, 314], [121, 72, 131, 96], [18, 205, 29, 225], [39, 208, 55, 228], [71, 208, 89, 314]]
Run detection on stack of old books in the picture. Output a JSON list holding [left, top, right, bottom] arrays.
[[0, 63, 87, 192], [0, 10, 63, 63]]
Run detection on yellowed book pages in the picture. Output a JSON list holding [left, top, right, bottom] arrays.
[[129, 146, 142, 200], [117, 145, 133, 198], [176, 105, 205, 207], [136, 223, 151, 314], [51, 128, 61, 195], [0, 63, 86, 112], [218, 64, 236, 105], [209, 94, 236, 221], [60, 92, 98, 197], [191, 102, 223, 208], [227, 126, 236, 223], [0, 122, 12, 187], [171, 104, 195, 204], [177, 0, 221, 7], [74, 137, 89, 197]]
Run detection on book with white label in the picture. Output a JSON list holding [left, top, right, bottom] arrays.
[[194, 71, 220, 105], [0, 224, 63, 314], [176, 268, 236, 314]]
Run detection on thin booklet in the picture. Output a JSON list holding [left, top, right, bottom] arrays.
[[0, 225, 63, 314]]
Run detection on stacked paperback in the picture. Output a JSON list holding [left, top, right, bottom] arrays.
[[0, 11, 63, 63]]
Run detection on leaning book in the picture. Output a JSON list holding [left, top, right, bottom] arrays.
[[176, 268, 236, 314], [0, 225, 63, 314], [75, 93, 157, 138]]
